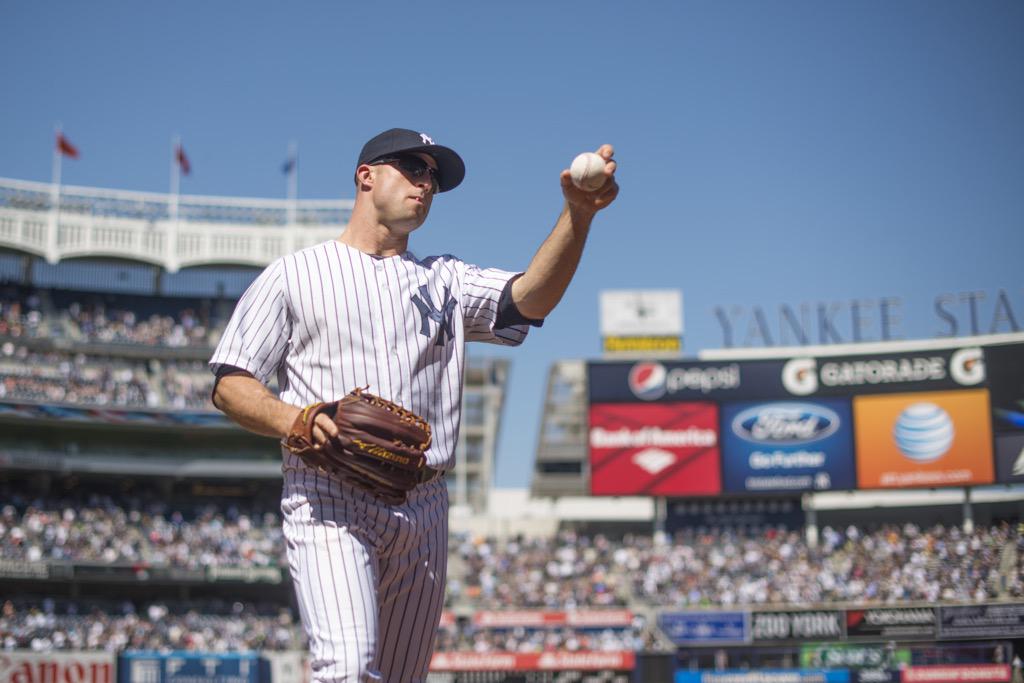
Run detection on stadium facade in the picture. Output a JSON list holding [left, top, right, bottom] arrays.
[[2, 176, 1023, 682]]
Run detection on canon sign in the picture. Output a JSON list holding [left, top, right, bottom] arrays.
[[0, 654, 113, 683]]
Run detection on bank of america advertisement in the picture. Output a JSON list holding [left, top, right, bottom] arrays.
[[589, 402, 722, 496], [720, 399, 855, 493], [854, 389, 994, 489]]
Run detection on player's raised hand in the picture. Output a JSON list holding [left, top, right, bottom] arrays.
[[561, 144, 618, 214]]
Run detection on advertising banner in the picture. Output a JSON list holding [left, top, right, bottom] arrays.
[[472, 610, 634, 628], [0, 400, 232, 428], [589, 402, 721, 495], [118, 652, 260, 683], [938, 604, 1024, 639], [994, 434, 1024, 484], [205, 566, 282, 583], [720, 399, 855, 492], [429, 652, 634, 672], [587, 360, 788, 404], [985, 342, 1024, 435], [675, 670, 851, 683], [599, 290, 683, 337], [0, 651, 114, 683], [666, 499, 805, 534], [73, 563, 151, 582], [260, 652, 308, 683], [659, 611, 749, 645], [901, 665, 1010, 683], [800, 644, 911, 670], [751, 611, 845, 642], [854, 671, 900, 683], [603, 335, 681, 354], [0, 559, 49, 580], [426, 672, 630, 683], [778, 347, 986, 398], [854, 389, 994, 489], [845, 608, 937, 639]]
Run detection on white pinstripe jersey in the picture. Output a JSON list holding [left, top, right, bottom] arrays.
[[209, 239, 529, 470]]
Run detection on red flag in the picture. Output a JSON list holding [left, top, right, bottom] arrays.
[[56, 132, 79, 159], [176, 144, 191, 176]]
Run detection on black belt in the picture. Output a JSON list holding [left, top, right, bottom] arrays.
[[417, 466, 445, 484]]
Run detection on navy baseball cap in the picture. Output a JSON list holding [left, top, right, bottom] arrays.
[[357, 128, 466, 193]]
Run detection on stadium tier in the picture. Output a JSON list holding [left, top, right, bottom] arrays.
[[1, 179, 1022, 682]]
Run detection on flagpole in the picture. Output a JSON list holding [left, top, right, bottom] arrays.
[[48, 124, 63, 264], [169, 135, 181, 271], [169, 135, 181, 224], [286, 141, 298, 226]]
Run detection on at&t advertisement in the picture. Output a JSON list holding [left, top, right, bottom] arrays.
[[854, 389, 993, 489], [720, 399, 855, 493]]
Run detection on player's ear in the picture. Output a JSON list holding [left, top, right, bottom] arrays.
[[355, 164, 374, 192]]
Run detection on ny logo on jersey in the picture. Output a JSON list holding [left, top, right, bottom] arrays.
[[411, 284, 456, 346]]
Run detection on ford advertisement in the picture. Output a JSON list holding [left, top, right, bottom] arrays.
[[720, 399, 855, 492]]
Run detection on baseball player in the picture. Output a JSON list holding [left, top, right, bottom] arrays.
[[208, 128, 617, 682]]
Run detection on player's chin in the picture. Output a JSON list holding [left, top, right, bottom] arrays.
[[411, 199, 432, 219], [393, 211, 428, 234]]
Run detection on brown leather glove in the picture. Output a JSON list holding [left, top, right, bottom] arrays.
[[284, 387, 432, 504]]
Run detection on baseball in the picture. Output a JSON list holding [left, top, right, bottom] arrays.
[[570, 152, 607, 191]]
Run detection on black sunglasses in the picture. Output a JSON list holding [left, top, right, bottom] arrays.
[[370, 154, 440, 193]]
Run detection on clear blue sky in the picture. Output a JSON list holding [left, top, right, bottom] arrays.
[[2, 1, 1022, 488]]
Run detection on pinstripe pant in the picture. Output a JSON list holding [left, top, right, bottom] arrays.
[[282, 461, 448, 683]]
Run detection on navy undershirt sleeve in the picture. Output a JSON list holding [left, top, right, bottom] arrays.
[[494, 276, 545, 330]]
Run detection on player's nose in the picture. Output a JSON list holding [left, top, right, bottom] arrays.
[[414, 174, 434, 194]]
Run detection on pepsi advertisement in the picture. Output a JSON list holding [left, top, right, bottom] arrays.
[[720, 399, 855, 493], [587, 360, 790, 403]]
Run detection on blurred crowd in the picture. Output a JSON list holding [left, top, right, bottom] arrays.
[[0, 343, 213, 410], [2, 489, 1020, 608], [0, 286, 222, 348], [0, 291, 47, 339], [629, 523, 1021, 606], [61, 300, 218, 348], [452, 524, 1023, 609], [0, 286, 243, 410], [0, 599, 301, 652], [451, 531, 629, 609], [0, 492, 282, 569]]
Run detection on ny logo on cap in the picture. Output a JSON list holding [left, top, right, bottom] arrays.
[[411, 284, 455, 346], [419, 133, 434, 145]]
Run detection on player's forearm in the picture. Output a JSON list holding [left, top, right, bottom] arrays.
[[512, 204, 595, 319], [212, 374, 299, 439]]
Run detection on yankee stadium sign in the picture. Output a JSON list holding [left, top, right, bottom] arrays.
[[714, 289, 1021, 347]]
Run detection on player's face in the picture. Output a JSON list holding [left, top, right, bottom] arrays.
[[368, 153, 437, 233]]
